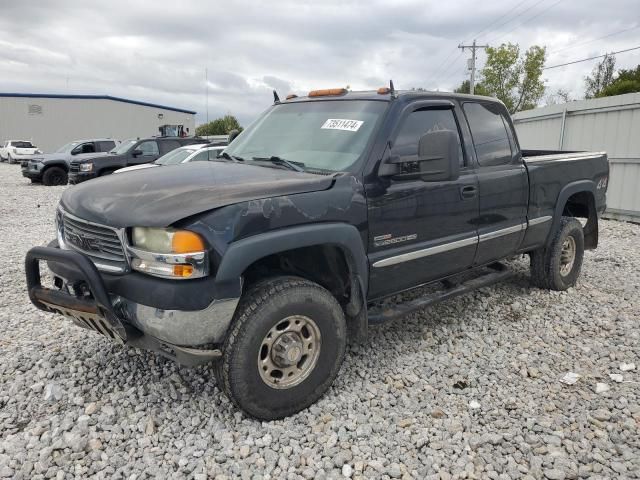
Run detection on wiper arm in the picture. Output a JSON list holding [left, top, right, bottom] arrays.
[[218, 152, 245, 162], [252, 156, 305, 172]]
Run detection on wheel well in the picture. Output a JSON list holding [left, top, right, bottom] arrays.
[[562, 191, 598, 249], [242, 245, 352, 305], [43, 163, 68, 173]]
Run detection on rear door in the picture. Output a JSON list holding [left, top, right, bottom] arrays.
[[366, 102, 479, 299], [462, 101, 528, 265]]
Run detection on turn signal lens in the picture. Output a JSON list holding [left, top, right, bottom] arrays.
[[173, 265, 194, 277], [171, 231, 205, 253], [308, 88, 347, 97]]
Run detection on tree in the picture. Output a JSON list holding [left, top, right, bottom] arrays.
[[196, 115, 242, 136], [453, 79, 491, 96], [544, 88, 572, 106], [598, 65, 640, 97], [584, 54, 616, 98], [479, 43, 547, 113]]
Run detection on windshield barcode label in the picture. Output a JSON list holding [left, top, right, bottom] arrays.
[[321, 119, 363, 132]]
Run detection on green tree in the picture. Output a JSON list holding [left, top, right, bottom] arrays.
[[480, 43, 547, 113], [196, 115, 242, 136], [453, 79, 491, 96], [584, 54, 616, 98], [598, 65, 640, 97]]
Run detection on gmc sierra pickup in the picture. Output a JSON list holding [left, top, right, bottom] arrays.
[[26, 86, 608, 420]]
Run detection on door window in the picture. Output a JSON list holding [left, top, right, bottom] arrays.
[[463, 102, 513, 166], [98, 141, 115, 152], [393, 108, 464, 173], [159, 140, 180, 154], [137, 141, 159, 156], [72, 143, 96, 154]]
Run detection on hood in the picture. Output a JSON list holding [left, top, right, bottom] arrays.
[[60, 162, 335, 228], [114, 163, 158, 174]]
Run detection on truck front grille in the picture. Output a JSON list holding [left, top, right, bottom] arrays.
[[58, 210, 127, 273], [69, 161, 80, 173]]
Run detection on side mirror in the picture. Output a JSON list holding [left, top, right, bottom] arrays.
[[228, 129, 240, 144], [379, 130, 460, 182], [132, 149, 143, 157]]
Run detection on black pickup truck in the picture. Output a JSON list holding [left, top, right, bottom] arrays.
[[26, 87, 608, 420], [68, 136, 202, 184]]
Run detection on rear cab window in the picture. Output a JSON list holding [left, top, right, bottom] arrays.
[[462, 102, 516, 166]]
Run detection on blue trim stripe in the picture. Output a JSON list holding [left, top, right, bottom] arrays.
[[0, 93, 196, 115]]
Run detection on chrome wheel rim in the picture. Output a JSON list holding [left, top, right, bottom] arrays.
[[258, 315, 321, 389], [559, 236, 576, 276]]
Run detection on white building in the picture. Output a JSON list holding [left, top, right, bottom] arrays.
[[513, 92, 640, 222], [0, 93, 196, 153]]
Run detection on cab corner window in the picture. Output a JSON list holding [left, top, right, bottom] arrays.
[[463, 102, 513, 167], [393, 108, 464, 172]]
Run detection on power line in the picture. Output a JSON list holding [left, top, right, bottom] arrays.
[[543, 45, 640, 70], [549, 24, 639, 55], [487, 0, 565, 45], [481, 0, 549, 43], [427, 47, 461, 86], [464, 0, 530, 42]]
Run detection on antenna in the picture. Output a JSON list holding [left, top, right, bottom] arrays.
[[389, 80, 396, 99], [273, 90, 280, 103]]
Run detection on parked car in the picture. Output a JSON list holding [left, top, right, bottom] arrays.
[[0, 140, 41, 164], [22, 139, 118, 185], [113, 143, 227, 174], [26, 87, 608, 420], [68, 136, 203, 184]]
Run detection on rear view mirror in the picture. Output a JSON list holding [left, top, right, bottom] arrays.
[[417, 130, 460, 182], [132, 149, 143, 157], [228, 129, 240, 144]]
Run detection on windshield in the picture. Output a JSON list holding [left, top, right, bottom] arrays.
[[55, 142, 79, 153], [223, 100, 387, 172], [110, 139, 137, 154], [155, 148, 198, 165]]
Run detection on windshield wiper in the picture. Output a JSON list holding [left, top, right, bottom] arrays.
[[252, 156, 305, 172], [218, 152, 245, 162]]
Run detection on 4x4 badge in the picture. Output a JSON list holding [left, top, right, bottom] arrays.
[[373, 233, 417, 247]]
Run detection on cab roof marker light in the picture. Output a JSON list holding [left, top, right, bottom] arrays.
[[308, 88, 348, 97], [286, 94, 298, 100]]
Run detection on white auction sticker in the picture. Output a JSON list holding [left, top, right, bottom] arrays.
[[321, 118, 364, 132]]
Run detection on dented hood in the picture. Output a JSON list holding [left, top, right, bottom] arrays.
[[60, 162, 335, 227]]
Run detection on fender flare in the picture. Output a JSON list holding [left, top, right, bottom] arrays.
[[42, 160, 69, 172], [215, 223, 369, 295], [548, 179, 596, 244]]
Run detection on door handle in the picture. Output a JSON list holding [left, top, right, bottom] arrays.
[[460, 185, 477, 199]]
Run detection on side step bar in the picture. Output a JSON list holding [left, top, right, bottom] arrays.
[[368, 263, 513, 325]]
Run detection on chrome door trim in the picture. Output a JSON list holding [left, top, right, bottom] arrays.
[[372, 235, 478, 268], [478, 223, 527, 243], [528, 215, 552, 226]]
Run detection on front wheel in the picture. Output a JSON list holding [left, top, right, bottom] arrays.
[[42, 167, 68, 186], [530, 216, 584, 291], [215, 276, 347, 420]]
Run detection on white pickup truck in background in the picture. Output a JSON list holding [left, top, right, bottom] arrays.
[[0, 140, 42, 164]]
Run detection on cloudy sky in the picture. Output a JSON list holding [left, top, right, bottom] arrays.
[[1, 0, 638, 125]]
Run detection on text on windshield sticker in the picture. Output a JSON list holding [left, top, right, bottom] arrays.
[[321, 119, 363, 132]]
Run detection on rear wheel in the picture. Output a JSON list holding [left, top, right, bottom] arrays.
[[215, 276, 347, 420], [42, 167, 68, 186], [530, 216, 584, 290]]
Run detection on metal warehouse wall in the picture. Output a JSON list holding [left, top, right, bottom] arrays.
[[0, 96, 196, 153], [513, 92, 640, 222]]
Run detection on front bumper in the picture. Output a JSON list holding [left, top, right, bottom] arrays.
[[26, 245, 240, 366], [22, 162, 43, 180], [68, 172, 97, 184]]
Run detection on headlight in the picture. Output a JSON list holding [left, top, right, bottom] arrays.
[[80, 163, 93, 172], [129, 227, 208, 279], [35, 149, 43, 154]]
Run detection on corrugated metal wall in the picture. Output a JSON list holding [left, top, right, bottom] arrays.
[[0, 96, 196, 153], [513, 92, 640, 222]]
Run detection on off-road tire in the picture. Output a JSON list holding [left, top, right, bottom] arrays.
[[42, 167, 68, 186], [215, 276, 347, 420], [530, 216, 584, 290]]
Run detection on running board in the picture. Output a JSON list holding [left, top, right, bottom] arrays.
[[368, 263, 513, 325]]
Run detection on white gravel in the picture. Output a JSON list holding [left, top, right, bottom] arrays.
[[1, 162, 639, 479]]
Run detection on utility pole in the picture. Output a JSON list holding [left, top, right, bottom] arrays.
[[458, 39, 488, 95], [205, 68, 209, 124]]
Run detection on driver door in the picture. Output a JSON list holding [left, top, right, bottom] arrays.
[[365, 104, 479, 300], [129, 140, 160, 165]]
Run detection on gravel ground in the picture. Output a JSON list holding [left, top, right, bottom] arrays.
[[0, 162, 638, 480]]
